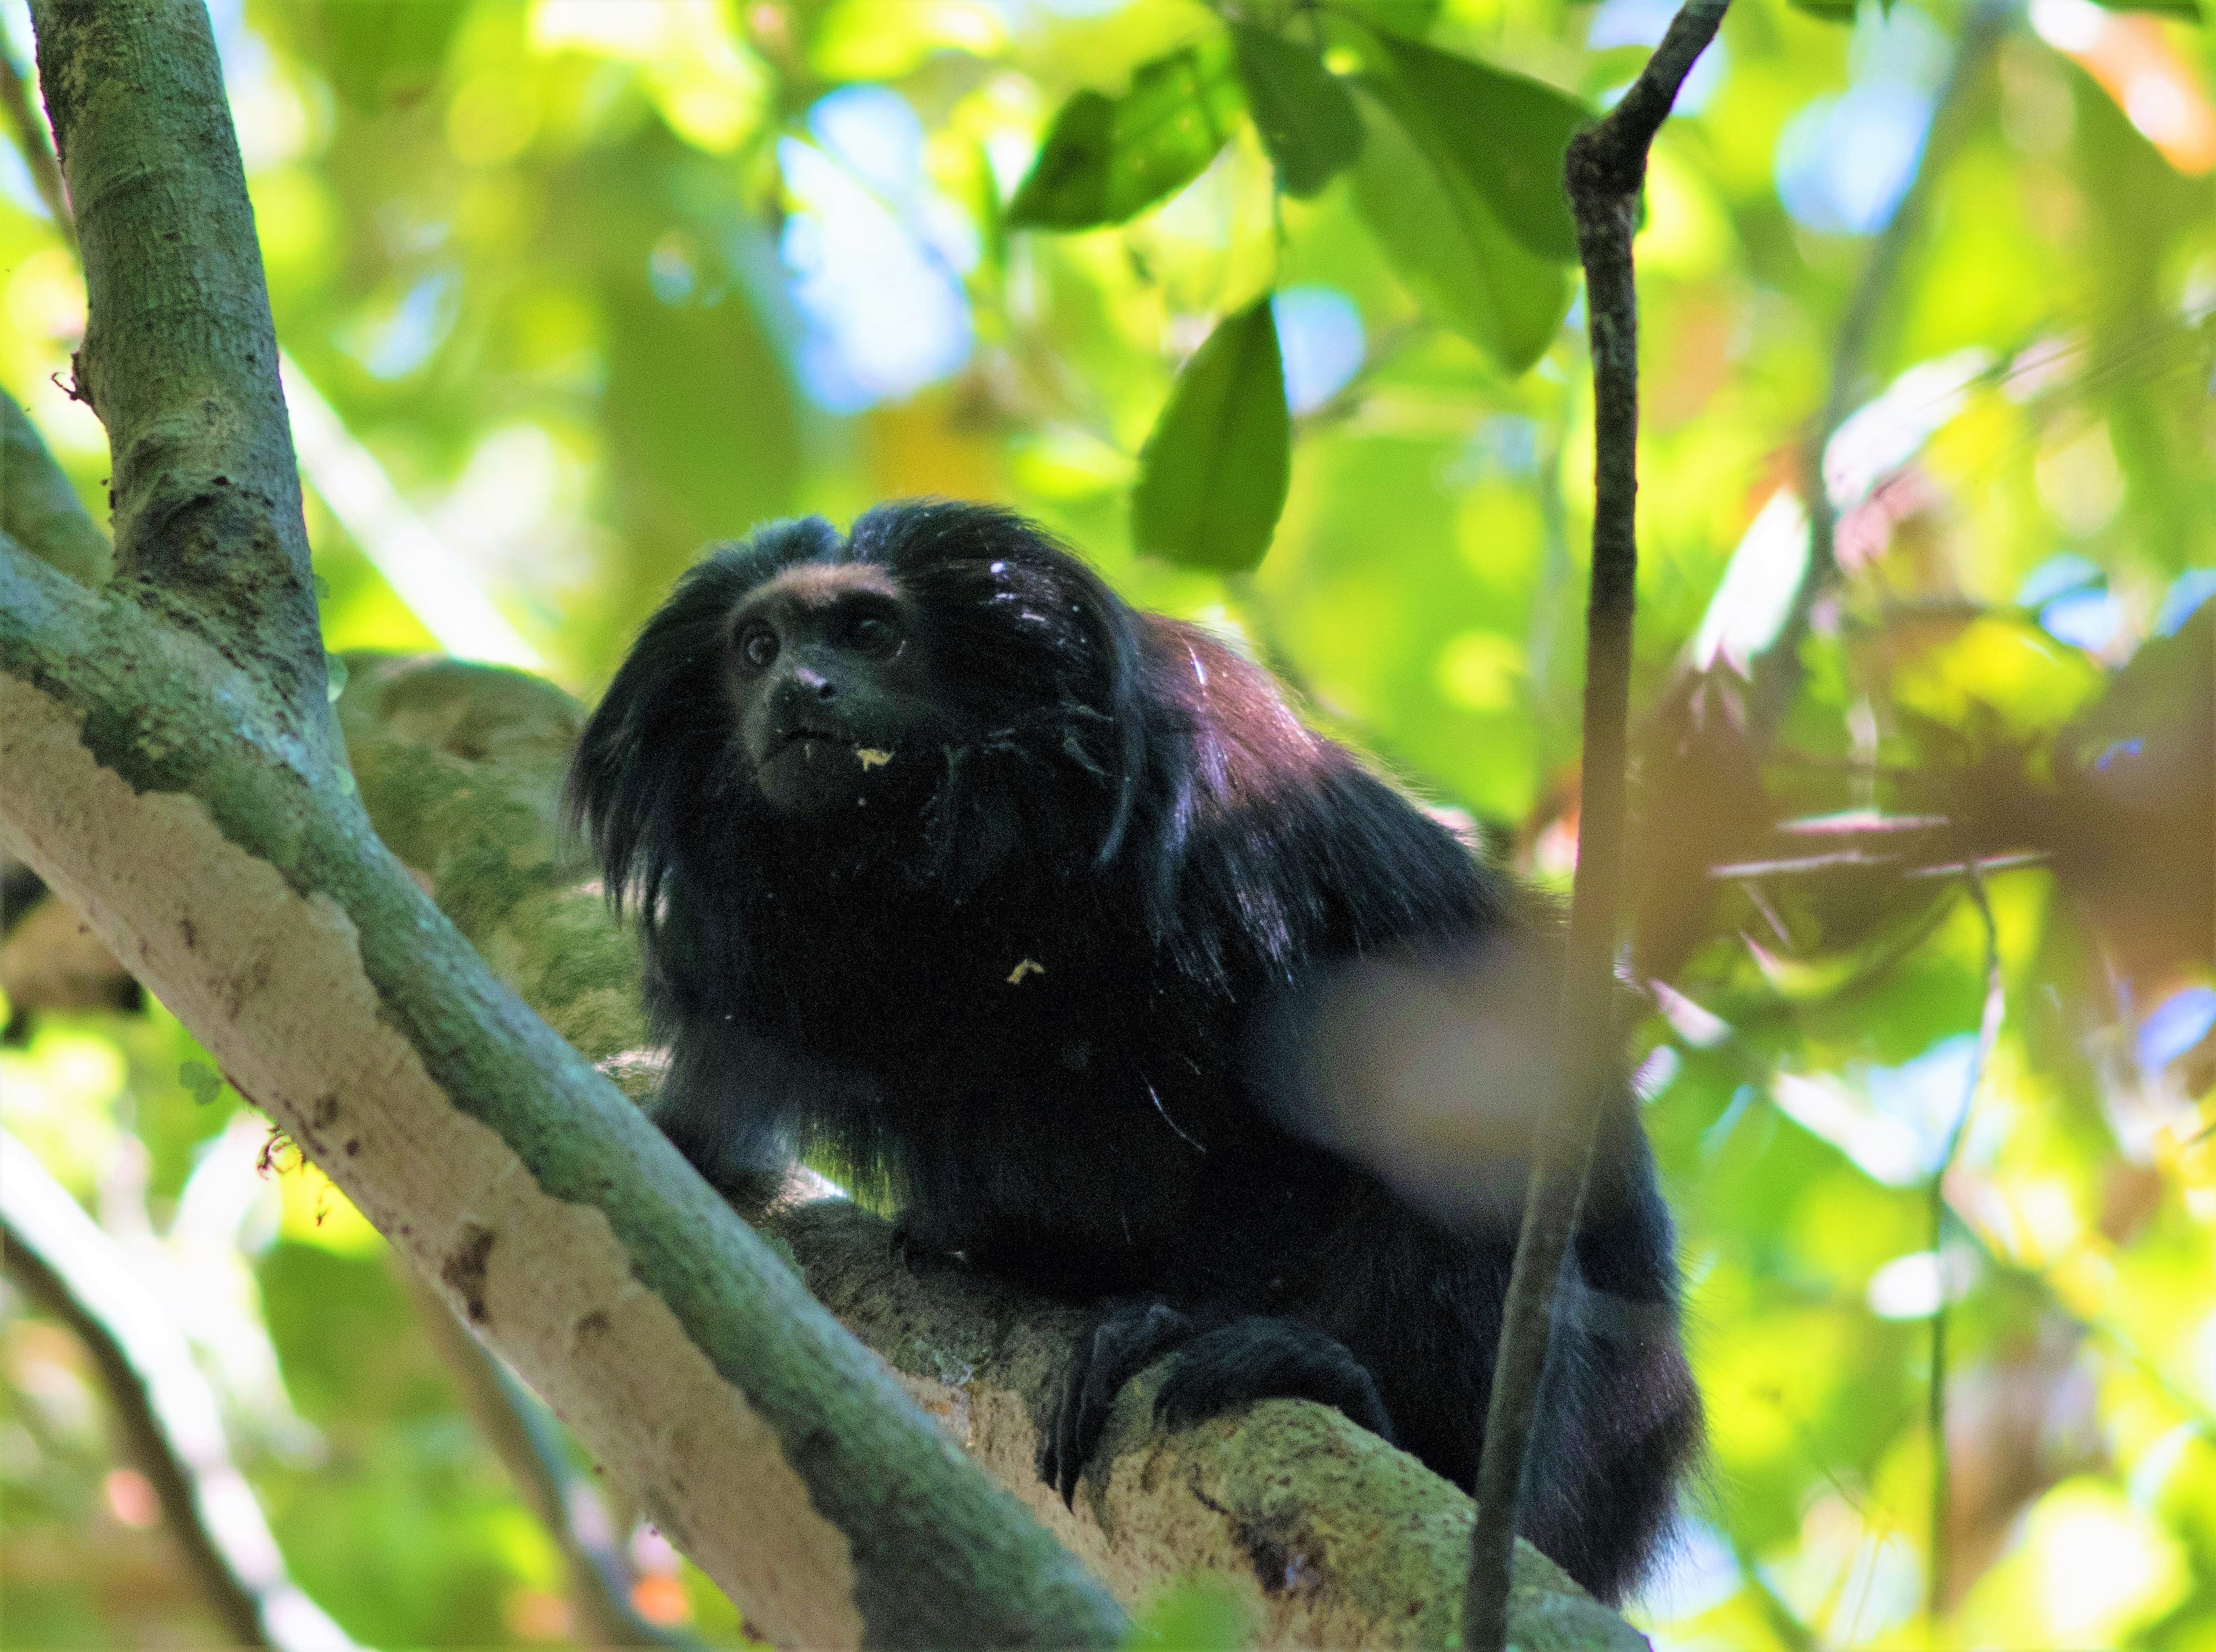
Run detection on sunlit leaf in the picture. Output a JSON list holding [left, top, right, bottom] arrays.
[[1008, 43, 1244, 230], [1349, 84, 1571, 374], [1231, 25, 1363, 198], [1371, 36, 1589, 263], [1785, 0, 1860, 19], [807, 0, 1007, 80], [1131, 297, 1291, 573], [1891, 616, 2106, 738]]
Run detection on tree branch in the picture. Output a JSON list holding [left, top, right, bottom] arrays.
[[1464, 7, 1728, 1648], [0, 1127, 355, 1652], [28, 0, 329, 747], [332, 651, 1644, 1651], [3, 390, 110, 585]]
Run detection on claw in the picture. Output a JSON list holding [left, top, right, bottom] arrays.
[[1038, 1301, 1195, 1506]]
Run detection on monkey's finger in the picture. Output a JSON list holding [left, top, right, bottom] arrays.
[[1044, 1301, 1193, 1506], [1153, 1317, 1397, 1446]]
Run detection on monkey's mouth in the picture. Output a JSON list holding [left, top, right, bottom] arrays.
[[767, 723, 852, 758]]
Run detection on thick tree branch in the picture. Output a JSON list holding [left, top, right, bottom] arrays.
[[1464, 7, 1728, 1648], [28, 0, 328, 746], [0, 540, 1126, 1652], [0, 1128, 355, 1652], [331, 651, 1643, 1650], [3, 391, 110, 585]]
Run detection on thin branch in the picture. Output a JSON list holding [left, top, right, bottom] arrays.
[[0, 1128, 358, 1652], [0, 30, 72, 253], [1927, 867, 2004, 1622], [1750, 0, 2011, 740], [27, 0, 332, 749], [396, 1261, 704, 1650], [3, 387, 111, 585], [1463, 5, 1728, 1646]]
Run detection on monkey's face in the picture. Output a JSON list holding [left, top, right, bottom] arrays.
[[725, 563, 944, 816]]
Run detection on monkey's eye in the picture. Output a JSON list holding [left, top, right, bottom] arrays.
[[845, 614, 900, 658], [737, 626, 779, 669]]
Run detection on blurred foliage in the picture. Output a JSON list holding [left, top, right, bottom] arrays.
[[3, 0, 2215, 1645]]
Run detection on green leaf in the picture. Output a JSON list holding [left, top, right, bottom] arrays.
[[1131, 298, 1292, 573], [1231, 25, 1363, 198], [1008, 42, 1245, 230], [1127, 1577, 1250, 1651], [306, 1, 464, 113], [2096, 0, 2199, 16], [179, 1061, 223, 1105], [1372, 36, 1590, 263], [1349, 83, 1571, 375], [1785, 0, 1858, 20], [1331, 0, 1445, 39]]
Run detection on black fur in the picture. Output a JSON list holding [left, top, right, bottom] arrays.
[[569, 500, 1699, 1604]]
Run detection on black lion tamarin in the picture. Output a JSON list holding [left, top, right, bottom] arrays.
[[569, 499, 1699, 1603]]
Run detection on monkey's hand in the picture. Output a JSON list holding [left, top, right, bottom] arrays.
[[1038, 1299, 1195, 1506], [1154, 1317, 1397, 1445]]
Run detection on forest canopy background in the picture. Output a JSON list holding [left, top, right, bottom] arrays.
[[2, 0, 2215, 1646]]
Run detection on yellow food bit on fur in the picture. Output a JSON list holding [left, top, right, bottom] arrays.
[[1006, 958, 1045, 985], [855, 748, 893, 769]]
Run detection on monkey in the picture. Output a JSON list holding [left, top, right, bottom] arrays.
[[567, 499, 1700, 1605]]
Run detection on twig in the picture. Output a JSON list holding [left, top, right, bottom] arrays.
[[1750, 0, 2011, 741], [2, 389, 111, 585], [1948, 1205, 2216, 1437], [0, 1128, 357, 1652], [396, 1261, 704, 1650], [0, 31, 72, 253], [1461, 5, 1729, 1646], [1927, 867, 2004, 1622]]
